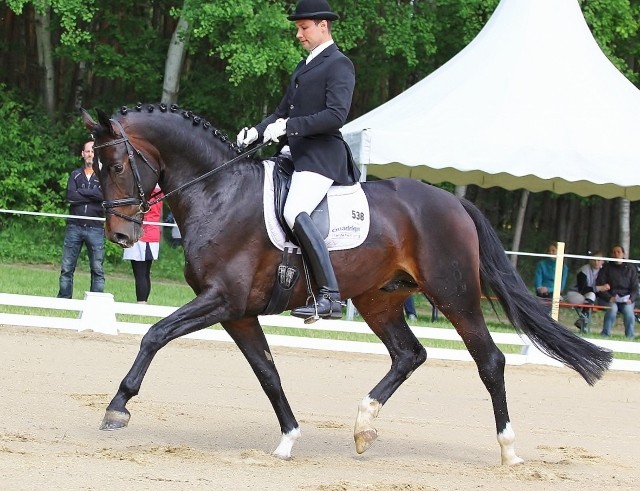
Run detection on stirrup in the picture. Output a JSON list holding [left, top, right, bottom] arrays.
[[291, 294, 343, 324]]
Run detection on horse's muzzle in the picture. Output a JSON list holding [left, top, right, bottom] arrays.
[[111, 232, 136, 249]]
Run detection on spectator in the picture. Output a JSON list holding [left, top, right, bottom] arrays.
[[165, 211, 182, 248], [404, 294, 440, 323], [122, 186, 164, 303], [57, 140, 105, 298], [566, 250, 604, 330], [404, 296, 418, 322], [534, 242, 568, 299], [596, 245, 637, 338]]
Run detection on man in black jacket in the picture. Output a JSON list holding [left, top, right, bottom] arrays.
[[596, 245, 637, 338], [237, 0, 356, 321], [57, 140, 106, 298]]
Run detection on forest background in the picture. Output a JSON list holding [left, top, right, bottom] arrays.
[[1, 0, 640, 285]]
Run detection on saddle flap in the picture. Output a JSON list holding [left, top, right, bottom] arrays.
[[272, 157, 329, 243]]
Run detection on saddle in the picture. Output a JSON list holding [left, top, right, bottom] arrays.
[[262, 157, 368, 316], [263, 156, 326, 315], [271, 155, 329, 244]]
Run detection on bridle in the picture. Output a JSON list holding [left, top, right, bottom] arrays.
[[93, 119, 160, 225], [93, 118, 271, 225]]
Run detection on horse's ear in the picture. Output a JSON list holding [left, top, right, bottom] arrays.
[[81, 107, 99, 133], [96, 109, 113, 132], [81, 108, 117, 137]]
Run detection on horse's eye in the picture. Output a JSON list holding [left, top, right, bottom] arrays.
[[113, 163, 124, 174]]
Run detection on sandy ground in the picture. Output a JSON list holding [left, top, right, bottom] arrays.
[[1, 324, 638, 491]]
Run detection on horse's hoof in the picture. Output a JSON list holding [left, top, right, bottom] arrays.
[[354, 428, 378, 454], [502, 455, 525, 465], [271, 451, 293, 461], [99, 409, 130, 431]]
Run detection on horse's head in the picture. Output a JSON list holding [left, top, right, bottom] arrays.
[[82, 108, 162, 248]]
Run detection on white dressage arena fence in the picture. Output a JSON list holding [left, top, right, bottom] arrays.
[[1, 292, 638, 372]]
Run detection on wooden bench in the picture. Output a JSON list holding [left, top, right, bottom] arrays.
[[556, 300, 639, 334]]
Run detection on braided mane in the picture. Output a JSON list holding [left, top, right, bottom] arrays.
[[115, 102, 242, 156]]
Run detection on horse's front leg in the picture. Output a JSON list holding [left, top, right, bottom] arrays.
[[222, 318, 300, 459], [100, 293, 220, 431]]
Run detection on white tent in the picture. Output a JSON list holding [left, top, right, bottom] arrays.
[[342, 0, 640, 200]]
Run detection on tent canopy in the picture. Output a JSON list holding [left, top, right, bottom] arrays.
[[342, 0, 640, 200]]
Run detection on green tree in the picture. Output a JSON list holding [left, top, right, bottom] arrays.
[[582, 0, 639, 83], [2, 0, 640, 264], [0, 84, 85, 212]]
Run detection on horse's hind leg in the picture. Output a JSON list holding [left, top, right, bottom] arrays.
[[221, 318, 300, 459], [438, 298, 523, 465], [464, 323, 522, 465], [351, 293, 427, 454]]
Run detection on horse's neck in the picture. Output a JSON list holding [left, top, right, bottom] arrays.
[[164, 158, 265, 234], [157, 133, 246, 191]]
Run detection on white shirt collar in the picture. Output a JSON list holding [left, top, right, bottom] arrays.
[[306, 40, 334, 65]]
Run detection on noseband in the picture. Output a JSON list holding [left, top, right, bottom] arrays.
[[93, 120, 160, 225]]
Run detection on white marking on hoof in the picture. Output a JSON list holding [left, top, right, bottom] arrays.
[[354, 396, 382, 454], [272, 427, 301, 460], [498, 422, 524, 465]]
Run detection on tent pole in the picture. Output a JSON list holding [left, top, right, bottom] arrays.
[[551, 241, 565, 321]]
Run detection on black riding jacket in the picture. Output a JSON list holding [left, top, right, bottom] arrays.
[[65, 167, 104, 228]]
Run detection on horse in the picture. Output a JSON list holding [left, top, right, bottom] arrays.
[[82, 103, 612, 465]]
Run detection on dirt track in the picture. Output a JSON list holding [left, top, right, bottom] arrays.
[[1, 324, 638, 490]]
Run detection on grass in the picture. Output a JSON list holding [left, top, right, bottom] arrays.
[[0, 243, 195, 324], [0, 262, 195, 306], [1, 258, 637, 361]]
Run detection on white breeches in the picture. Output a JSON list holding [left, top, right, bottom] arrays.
[[284, 171, 334, 229]]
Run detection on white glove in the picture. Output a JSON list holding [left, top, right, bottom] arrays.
[[263, 118, 288, 143], [236, 127, 258, 147]]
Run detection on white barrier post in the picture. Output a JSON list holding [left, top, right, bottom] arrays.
[[78, 292, 118, 335]]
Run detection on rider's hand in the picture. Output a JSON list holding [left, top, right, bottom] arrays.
[[263, 118, 288, 143], [236, 127, 258, 147]]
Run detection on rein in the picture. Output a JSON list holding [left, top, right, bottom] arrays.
[[94, 118, 270, 223]]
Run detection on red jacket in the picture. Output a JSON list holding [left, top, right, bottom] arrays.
[[141, 187, 164, 243]]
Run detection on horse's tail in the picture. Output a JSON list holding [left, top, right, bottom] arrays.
[[459, 198, 612, 385]]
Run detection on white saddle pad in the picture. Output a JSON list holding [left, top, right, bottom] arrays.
[[262, 160, 370, 251]]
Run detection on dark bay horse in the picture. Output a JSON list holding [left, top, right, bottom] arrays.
[[82, 104, 611, 465]]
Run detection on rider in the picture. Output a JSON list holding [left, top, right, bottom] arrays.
[[236, 0, 357, 320]]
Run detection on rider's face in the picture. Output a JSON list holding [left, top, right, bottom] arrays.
[[295, 19, 328, 52]]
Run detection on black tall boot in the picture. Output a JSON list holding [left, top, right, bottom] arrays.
[[291, 212, 342, 321]]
